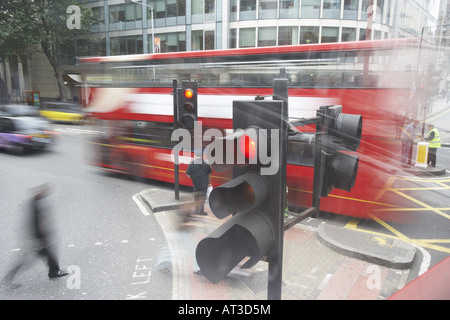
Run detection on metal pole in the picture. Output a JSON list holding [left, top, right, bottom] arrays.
[[312, 107, 325, 217], [267, 79, 289, 300], [173, 80, 180, 200]]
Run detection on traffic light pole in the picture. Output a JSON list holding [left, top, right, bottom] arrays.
[[267, 79, 289, 300], [172, 79, 180, 200], [312, 107, 325, 216]]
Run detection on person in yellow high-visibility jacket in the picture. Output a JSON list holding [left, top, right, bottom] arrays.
[[423, 124, 441, 167]]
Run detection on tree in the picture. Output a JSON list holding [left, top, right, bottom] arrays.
[[0, 0, 97, 102]]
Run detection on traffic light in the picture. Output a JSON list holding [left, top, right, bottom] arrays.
[[196, 99, 288, 287], [314, 105, 362, 199], [177, 81, 197, 129]]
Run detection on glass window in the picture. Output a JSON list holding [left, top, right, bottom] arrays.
[[178, 0, 186, 16], [359, 29, 367, 40], [280, 0, 299, 19], [239, 28, 256, 48], [323, 0, 341, 19], [205, 30, 215, 50], [110, 4, 126, 23], [126, 4, 135, 22], [360, 0, 370, 21], [156, 0, 165, 19], [192, 0, 203, 15], [167, 0, 177, 18], [240, 0, 257, 20], [192, 30, 203, 51], [205, 0, 215, 14], [342, 27, 356, 41], [301, 0, 320, 18], [110, 36, 143, 55], [300, 26, 319, 44], [229, 29, 237, 48], [278, 26, 298, 45], [321, 27, 339, 43], [153, 32, 186, 52], [259, 0, 277, 19], [258, 27, 276, 47], [375, 0, 385, 23], [230, 0, 238, 21], [343, 0, 357, 20]]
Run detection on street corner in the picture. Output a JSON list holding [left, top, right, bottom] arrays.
[[138, 188, 195, 213], [317, 222, 416, 269]]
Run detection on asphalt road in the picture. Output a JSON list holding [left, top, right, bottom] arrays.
[[0, 124, 172, 299]]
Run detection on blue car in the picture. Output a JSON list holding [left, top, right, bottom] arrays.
[[0, 114, 55, 154]]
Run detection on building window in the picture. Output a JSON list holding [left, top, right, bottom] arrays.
[[343, 0, 358, 20], [178, 0, 186, 16], [154, 32, 186, 52], [192, 30, 203, 51], [205, 0, 215, 14], [111, 36, 143, 55], [321, 27, 339, 43], [109, 4, 126, 24], [342, 27, 356, 41], [229, 29, 237, 48], [359, 28, 367, 40], [167, 0, 177, 17], [360, 0, 370, 21], [278, 26, 298, 45], [300, 26, 319, 44], [259, 0, 277, 19], [280, 0, 299, 19], [323, 0, 341, 19], [239, 28, 256, 48], [258, 27, 276, 47], [240, 0, 257, 20], [191, 30, 214, 50], [301, 0, 320, 19], [230, 0, 238, 21], [205, 30, 215, 50], [125, 2, 142, 21], [155, 0, 166, 19], [375, 0, 385, 23]]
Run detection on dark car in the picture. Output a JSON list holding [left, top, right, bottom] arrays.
[[0, 114, 55, 154]]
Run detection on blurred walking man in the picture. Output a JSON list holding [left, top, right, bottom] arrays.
[[1, 184, 67, 289]]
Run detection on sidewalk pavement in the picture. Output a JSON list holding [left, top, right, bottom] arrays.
[[137, 188, 417, 300]]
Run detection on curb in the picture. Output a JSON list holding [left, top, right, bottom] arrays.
[[403, 165, 447, 177], [317, 223, 416, 269], [139, 188, 194, 213]]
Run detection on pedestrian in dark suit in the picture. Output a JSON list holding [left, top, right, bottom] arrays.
[[186, 152, 212, 216], [1, 184, 67, 289]]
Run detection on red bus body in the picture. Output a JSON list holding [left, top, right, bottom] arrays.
[[79, 39, 431, 219]]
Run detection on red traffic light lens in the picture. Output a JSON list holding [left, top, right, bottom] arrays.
[[184, 88, 194, 99], [238, 134, 256, 160]]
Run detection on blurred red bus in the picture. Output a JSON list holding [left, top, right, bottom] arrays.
[[78, 38, 433, 219]]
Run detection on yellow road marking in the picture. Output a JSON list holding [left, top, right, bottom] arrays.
[[389, 189, 450, 220], [344, 175, 450, 254]]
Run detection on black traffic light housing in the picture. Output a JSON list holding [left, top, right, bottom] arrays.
[[312, 105, 362, 210], [196, 94, 288, 296], [177, 81, 198, 129]]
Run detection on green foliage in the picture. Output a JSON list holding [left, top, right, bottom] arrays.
[[0, 0, 98, 62]]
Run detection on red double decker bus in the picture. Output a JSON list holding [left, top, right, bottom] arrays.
[[78, 38, 434, 219]]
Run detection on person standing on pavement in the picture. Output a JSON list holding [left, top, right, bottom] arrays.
[[423, 124, 441, 167], [185, 151, 212, 216], [1, 184, 68, 289], [400, 119, 420, 167]]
